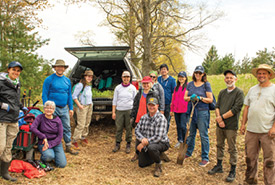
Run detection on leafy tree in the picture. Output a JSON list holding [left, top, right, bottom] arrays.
[[202, 45, 219, 74], [234, 56, 252, 74], [0, 0, 51, 99], [251, 48, 274, 68]]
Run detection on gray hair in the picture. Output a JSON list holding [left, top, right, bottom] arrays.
[[44, 100, 56, 110]]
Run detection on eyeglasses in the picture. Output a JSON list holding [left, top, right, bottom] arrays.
[[194, 71, 202, 75], [150, 75, 156, 78], [44, 107, 54, 110]]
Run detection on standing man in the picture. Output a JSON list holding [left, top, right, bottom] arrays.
[[42, 59, 78, 155], [157, 64, 176, 132], [240, 64, 275, 185], [135, 97, 170, 177], [208, 70, 244, 182]]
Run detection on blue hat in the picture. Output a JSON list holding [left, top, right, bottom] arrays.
[[178, 71, 187, 77], [194, 65, 204, 73], [8, 61, 23, 70]]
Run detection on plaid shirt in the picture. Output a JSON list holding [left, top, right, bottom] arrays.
[[135, 111, 169, 144]]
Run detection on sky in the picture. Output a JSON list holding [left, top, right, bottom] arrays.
[[35, 0, 275, 74]]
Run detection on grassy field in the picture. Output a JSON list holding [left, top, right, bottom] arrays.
[[1, 74, 272, 185]]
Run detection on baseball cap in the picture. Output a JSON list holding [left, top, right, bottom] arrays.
[[141, 76, 152, 83], [224, 70, 237, 77], [194, 65, 204, 73], [8, 61, 23, 70], [147, 97, 158, 105], [178, 71, 187, 77], [122, 71, 131, 77]]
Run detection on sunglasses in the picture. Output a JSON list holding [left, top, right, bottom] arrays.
[[194, 71, 202, 75], [150, 75, 156, 78]]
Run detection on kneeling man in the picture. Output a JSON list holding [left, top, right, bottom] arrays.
[[135, 97, 170, 177]]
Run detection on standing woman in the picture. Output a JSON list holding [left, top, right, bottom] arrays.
[[112, 71, 137, 153], [72, 70, 94, 149], [170, 71, 188, 148], [148, 71, 165, 114], [184, 65, 213, 167], [0, 61, 27, 181]]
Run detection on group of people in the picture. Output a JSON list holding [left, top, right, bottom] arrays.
[[0, 59, 274, 184]]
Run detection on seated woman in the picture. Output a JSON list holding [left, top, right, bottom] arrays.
[[30, 100, 67, 168]]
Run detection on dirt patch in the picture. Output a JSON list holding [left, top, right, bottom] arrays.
[[1, 114, 265, 185]]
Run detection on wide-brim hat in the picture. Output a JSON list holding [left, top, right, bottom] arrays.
[[251, 64, 275, 79], [81, 70, 94, 78], [52, 59, 69, 68]]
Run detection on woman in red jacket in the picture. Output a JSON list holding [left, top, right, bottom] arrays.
[[170, 71, 188, 148]]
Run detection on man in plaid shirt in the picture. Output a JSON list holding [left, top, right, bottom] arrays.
[[135, 97, 170, 177]]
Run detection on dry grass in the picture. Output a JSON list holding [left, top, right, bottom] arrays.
[[0, 114, 266, 185]]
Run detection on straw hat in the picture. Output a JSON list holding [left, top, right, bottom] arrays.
[[251, 64, 275, 79], [52, 59, 69, 68]]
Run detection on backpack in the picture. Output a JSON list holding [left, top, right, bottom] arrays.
[[204, 83, 216, 111], [72, 83, 84, 107]]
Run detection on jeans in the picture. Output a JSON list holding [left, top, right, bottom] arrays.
[[164, 104, 171, 132], [54, 106, 71, 144], [186, 110, 210, 161], [174, 113, 188, 143], [38, 143, 67, 168]]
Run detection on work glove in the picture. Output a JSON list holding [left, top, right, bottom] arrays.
[[22, 107, 28, 112], [196, 96, 201, 101], [190, 94, 197, 102], [0, 102, 10, 112]]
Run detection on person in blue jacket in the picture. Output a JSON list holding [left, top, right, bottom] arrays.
[[42, 59, 78, 155], [157, 64, 176, 132]]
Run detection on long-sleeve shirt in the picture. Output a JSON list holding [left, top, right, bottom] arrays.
[[135, 111, 169, 144], [157, 75, 176, 105], [216, 87, 244, 130], [42, 73, 73, 110], [72, 82, 93, 105], [30, 114, 63, 149], [112, 84, 137, 111]]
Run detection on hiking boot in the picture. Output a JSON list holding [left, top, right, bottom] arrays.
[[131, 153, 138, 162], [153, 163, 162, 177], [81, 138, 89, 146], [72, 141, 80, 150], [1, 161, 17, 182], [66, 145, 79, 155], [160, 152, 170, 162], [125, 143, 131, 154], [208, 165, 223, 175], [226, 165, 236, 182], [199, 160, 209, 167], [112, 142, 120, 153]]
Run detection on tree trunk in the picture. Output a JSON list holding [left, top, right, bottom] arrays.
[[141, 0, 152, 76]]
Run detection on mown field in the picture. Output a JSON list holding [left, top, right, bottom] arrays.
[[0, 74, 272, 185]]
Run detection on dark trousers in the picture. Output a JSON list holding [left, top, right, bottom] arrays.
[[135, 139, 169, 168], [164, 104, 171, 132]]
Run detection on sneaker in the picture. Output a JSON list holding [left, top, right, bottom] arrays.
[[174, 142, 180, 148], [208, 165, 223, 175], [199, 160, 209, 167], [72, 142, 80, 150], [81, 138, 88, 146]]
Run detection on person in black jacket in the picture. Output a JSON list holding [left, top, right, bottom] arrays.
[[0, 61, 27, 182]]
